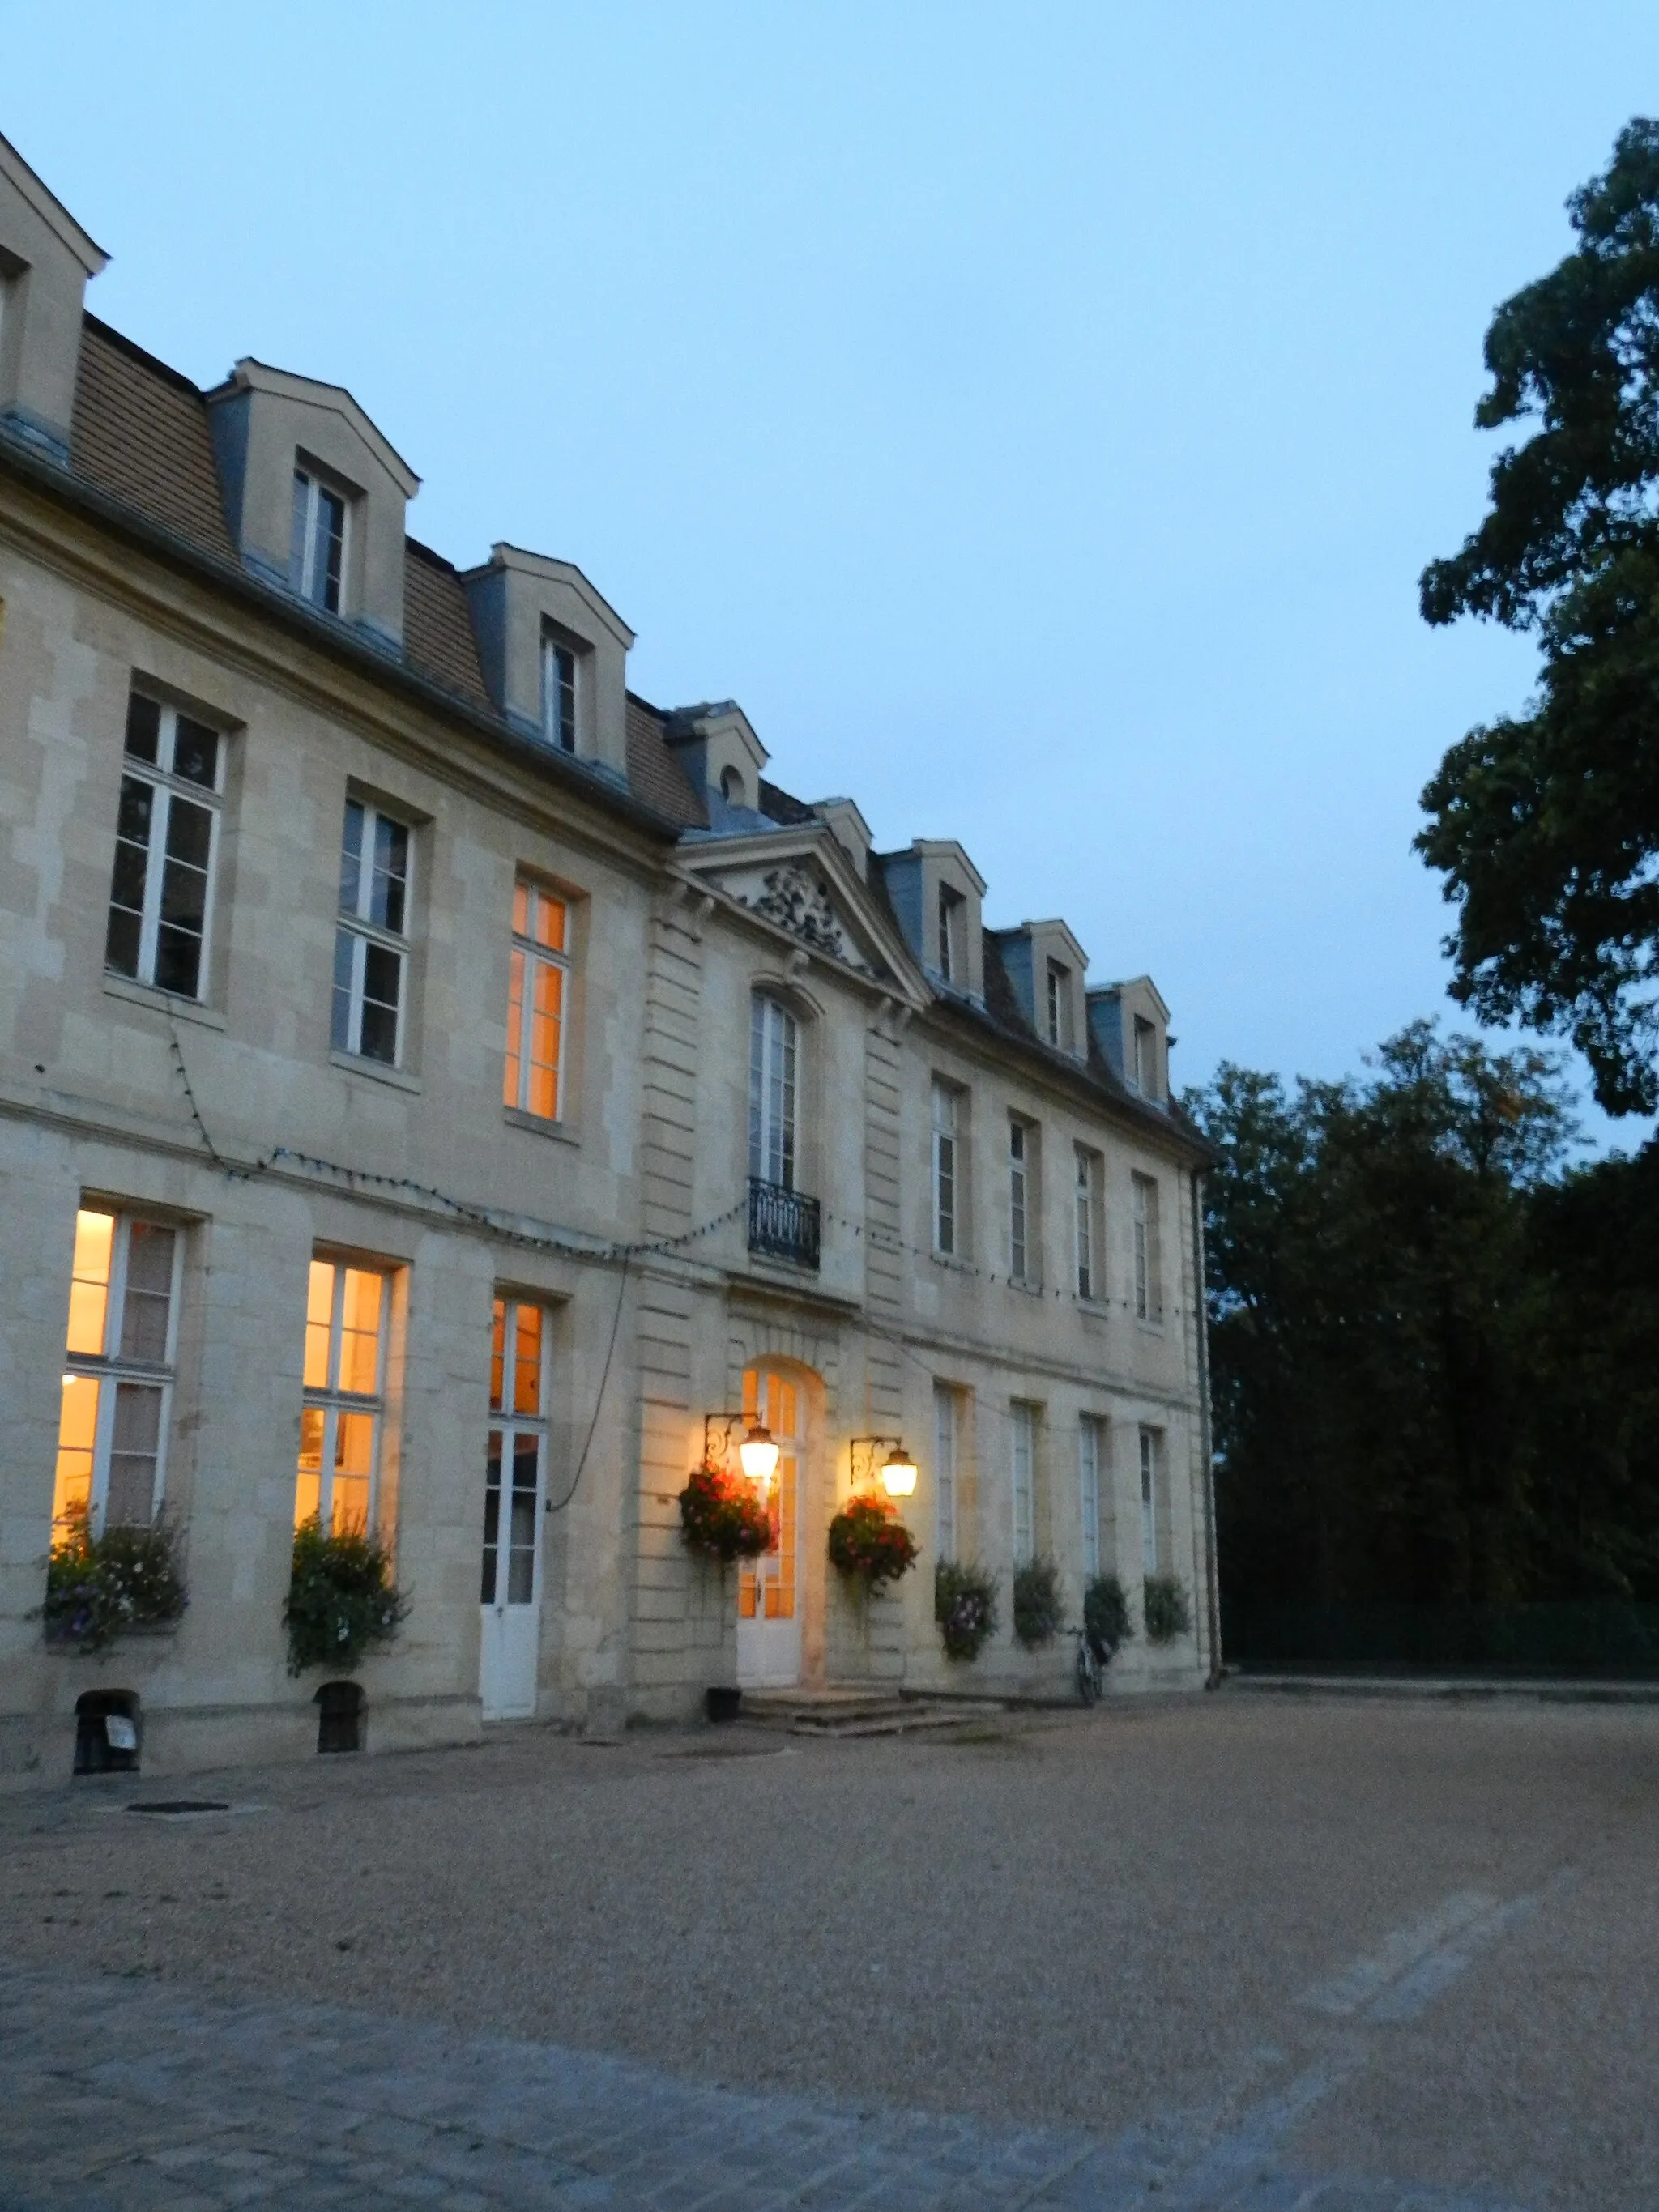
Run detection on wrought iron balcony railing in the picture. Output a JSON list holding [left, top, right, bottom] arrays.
[[748, 1177, 821, 1270]]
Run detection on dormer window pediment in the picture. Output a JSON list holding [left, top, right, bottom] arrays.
[[994, 918, 1089, 1061], [880, 839, 987, 1001], [0, 132, 108, 462], [1088, 975, 1171, 1102], [462, 546, 633, 781]]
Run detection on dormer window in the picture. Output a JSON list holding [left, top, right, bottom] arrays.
[[1133, 1015, 1158, 1096], [542, 636, 577, 752], [1046, 960, 1073, 1050], [720, 765, 745, 804], [938, 884, 966, 982], [291, 468, 347, 613]]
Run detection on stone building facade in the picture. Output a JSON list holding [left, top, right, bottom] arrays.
[[0, 136, 1218, 1783]]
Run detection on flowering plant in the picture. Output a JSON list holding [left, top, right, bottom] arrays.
[[678, 1462, 772, 1563], [42, 1507, 187, 1651], [935, 1558, 999, 1661], [284, 1518, 409, 1674], [827, 1493, 918, 1590]]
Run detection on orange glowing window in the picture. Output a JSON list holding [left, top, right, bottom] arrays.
[[490, 1296, 548, 1418], [53, 1207, 180, 1535], [504, 881, 569, 1121], [296, 1256, 390, 1534]]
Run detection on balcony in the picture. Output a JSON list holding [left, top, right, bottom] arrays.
[[748, 1177, 821, 1270]]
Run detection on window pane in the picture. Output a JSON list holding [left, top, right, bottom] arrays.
[[514, 1303, 542, 1415], [171, 716, 220, 789], [296, 1404, 326, 1528], [318, 488, 346, 612], [505, 947, 525, 1109], [332, 1409, 374, 1532], [481, 1430, 502, 1603], [533, 891, 566, 952], [490, 1299, 506, 1412], [512, 880, 529, 938], [527, 959, 562, 1119], [360, 941, 403, 1060], [291, 471, 311, 591], [339, 1269, 382, 1393], [66, 1209, 115, 1356], [507, 1435, 539, 1602], [119, 1223, 176, 1362], [53, 1373, 101, 1528], [370, 814, 408, 933], [124, 693, 162, 764], [153, 921, 203, 999], [331, 928, 356, 1052], [305, 1262, 335, 1388], [106, 1382, 163, 1525], [104, 904, 142, 979], [339, 800, 365, 914]]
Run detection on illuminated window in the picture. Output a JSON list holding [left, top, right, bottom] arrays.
[[53, 1206, 182, 1534], [296, 1259, 389, 1533], [104, 692, 224, 1001], [482, 1298, 551, 1608], [504, 881, 569, 1120], [332, 798, 411, 1066]]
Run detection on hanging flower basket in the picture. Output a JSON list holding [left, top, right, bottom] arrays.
[[678, 1462, 772, 1563], [41, 1507, 187, 1652], [827, 1493, 919, 1591], [935, 1559, 999, 1661]]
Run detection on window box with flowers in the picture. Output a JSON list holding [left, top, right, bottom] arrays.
[[41, 1507, 187, 1652]]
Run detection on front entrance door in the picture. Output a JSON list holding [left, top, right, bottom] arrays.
[[480, 1298, 549, 1720], [736, 1366, 803, 1687]]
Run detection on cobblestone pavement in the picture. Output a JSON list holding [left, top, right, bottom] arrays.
[[2, 1694, 1653, 2209], [1, 1963, 1528, 2211]]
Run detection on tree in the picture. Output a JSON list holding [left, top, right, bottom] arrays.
[[1418, 119, 1659, 1115]]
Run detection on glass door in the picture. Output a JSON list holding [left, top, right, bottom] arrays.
[[736, 1366, 803, 1687]]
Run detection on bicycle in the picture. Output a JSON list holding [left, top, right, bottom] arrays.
[[1073, 1626, 1110, 1704]]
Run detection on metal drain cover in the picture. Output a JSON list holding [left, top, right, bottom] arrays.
[[126, 1800, 231, 1815]]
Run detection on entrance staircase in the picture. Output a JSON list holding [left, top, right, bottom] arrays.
[[738, 1688, 1005, 1738]]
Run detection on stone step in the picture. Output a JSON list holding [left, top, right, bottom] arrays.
[[738, 1690, 1005, 1738]]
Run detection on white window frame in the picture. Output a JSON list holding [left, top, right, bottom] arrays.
[[932, 1078, 962, 1256], [541, 633, 578, 752], [299, 1257, 390, 1533], [1133, 1015, 1158, 1097], [291, 467, 349, 613], [1132, 1170, 1163, 1324], [748, 993, 799, 1190], [1075, 1146, 1102, 1301], [332, 797, 412, 1067], [56, 1208, 185, 1534], [934, 1383, 958, 1558], [483, 1296, 552, 1608], [104, 693, 224, 1002], [1011, 1400, 1037, 1566], [1139, 1426, 1160, 1575], [505, 880, 571, 1121], [937, 882, 965, 982], [1046, 960, 1073, 1050], [1079, 1414, 1104, 1579], [1009, 1119, 1030, 1284]]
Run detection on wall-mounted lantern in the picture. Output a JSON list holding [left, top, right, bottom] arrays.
[[851, 1434, 918, 1499], [705, 1412, 779, 1491]]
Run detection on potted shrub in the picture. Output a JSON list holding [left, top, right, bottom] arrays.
[[827, 1493, 919, 1592], [1143, 1572, 1192, 1644], [1012, 1557, 1064, 1649], [935, 1558, 998, 1661], [42, 1507, 187, 1652], [677, 1462, 771, 1564], [284, 1519, 409, 1674], [1084, 1571, 1133, 1663]]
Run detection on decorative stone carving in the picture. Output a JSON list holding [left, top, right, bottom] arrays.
[[747, 866, 847, 959]]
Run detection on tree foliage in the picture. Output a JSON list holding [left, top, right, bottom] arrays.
[[1418, 118, 1659, 1114], [1189, 1026, 1659, 1622]]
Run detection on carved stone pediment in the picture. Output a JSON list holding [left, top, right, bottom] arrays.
[[699, 855, 881, 976]]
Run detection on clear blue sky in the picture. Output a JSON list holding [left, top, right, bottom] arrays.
[[9, 3, 1657, 1142]]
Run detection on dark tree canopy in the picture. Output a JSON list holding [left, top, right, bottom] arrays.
[[1418, 118, 1659, 1115]]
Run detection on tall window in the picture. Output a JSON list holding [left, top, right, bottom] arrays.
[[332, 798, 411, 1065], [1079, 1415, 1105, 1579], [934, 1383, 958, 1557], [542, 636, 577, 752], [1011, 1400, 1037, 1565], [1075, 1147, 1101, 1300], [1132, 1171, 1163, 1323], [937, 883, 965, 982], [1046, 960, 1073, 1049], [1139, 1426, 1160, 1574], [748, 995, 798, 1189], [931, 1079, 960, 1255], [483, 1298, 550, 1606], [1133, 1015, 1158, 1097], [53, 1207, 182, 1534], [297, 1258, 388, 1533], [1009, 1119, 1030, 1283], [104, 693, 223, 1000], [291, 468, 347, 612], [504, 880, 569, 1120]]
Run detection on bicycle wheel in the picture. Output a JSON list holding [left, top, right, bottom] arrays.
[[1075, 1640, 1098, 1705]]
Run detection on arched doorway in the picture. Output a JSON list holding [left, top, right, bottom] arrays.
[[737, 1365, 804, 1686]]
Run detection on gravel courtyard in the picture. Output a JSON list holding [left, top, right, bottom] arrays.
[[1, 1690, 1654, 2210]]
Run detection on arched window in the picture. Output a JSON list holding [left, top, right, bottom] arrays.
[[720, 765, 746, 805], [748, 995, 797, 1191]]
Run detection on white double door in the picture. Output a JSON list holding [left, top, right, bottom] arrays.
[[737, 1367, 804, 1688], [479, 1425, 545, 1720]]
